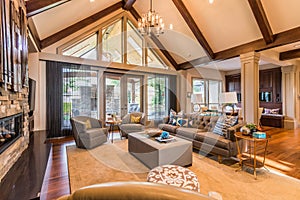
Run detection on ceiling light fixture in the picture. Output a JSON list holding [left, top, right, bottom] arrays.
[[138, 0, 165, 37], [209, 0, 214, 4], [90, 0, 95, 2]]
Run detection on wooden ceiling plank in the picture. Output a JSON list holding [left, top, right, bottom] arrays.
[[27, 18, 41, 51], [248, 0, 274, 44], [214, 26, 300, 60], [171, 0, 214, 59], [123, 0, 136, 11], [129, 8, 179, 70], [279, 49, 300, 61], [26, 0, 71, 17], [40, 1, 123, 49]]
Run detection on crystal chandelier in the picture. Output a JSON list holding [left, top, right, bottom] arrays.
[[138, 0, 164, 37]]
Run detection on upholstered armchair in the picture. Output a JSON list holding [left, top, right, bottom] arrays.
[[119, 112, 146, 138], [70, 116, 108, 149]]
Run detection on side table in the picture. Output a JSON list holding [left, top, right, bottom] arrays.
[[234, 132, 269, 179], [106, 120, 122, 143]]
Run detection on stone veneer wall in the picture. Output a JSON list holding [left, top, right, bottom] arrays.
[[0, 87, 30, 182]]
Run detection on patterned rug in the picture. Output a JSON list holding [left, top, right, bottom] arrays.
[[67, 139, 300, 200]]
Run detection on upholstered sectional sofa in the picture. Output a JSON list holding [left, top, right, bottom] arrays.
[[158, 113, 244, 162]]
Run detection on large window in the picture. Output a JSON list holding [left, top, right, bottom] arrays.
[[102, 19, 123, 63], [193, 78, 222, 110], [59, 14, 167, 69], [62, 34, 98, 60]]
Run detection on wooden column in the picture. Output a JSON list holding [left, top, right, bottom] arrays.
[[240, 52, 260, 124], [281, 65, 297, 129]]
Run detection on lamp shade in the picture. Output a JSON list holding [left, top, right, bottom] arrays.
[[191, 93, 203, 103], [219, 92, 238, 104]]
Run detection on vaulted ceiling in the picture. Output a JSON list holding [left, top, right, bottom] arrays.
[[26, 0, 300, 71]]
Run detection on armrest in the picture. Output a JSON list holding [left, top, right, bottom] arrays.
[[225, 123, 245, 141], [74, 120, 87, 133]]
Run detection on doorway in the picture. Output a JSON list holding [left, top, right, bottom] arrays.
[[104, 73, 143, 120]]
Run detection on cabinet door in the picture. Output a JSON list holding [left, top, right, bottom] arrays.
[[259, 71, 272, 89]]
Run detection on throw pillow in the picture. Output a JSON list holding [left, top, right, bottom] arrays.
[[264, 108, 271, 114], [177, 118, 188, 127], [213, 115, 238, 136], [176, 117, 183, 126], [172, 117, 178, 126], [270, 108, 280, 114], [130, 115, 141, 123], [85, 119, 92, 129], [168, 109, 177, 124]]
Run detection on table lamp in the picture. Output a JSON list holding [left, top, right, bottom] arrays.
[[219, 92, 238, 115], [191, 93, 203, 112]]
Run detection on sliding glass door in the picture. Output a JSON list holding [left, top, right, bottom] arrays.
[[104, 73, 143, 120]]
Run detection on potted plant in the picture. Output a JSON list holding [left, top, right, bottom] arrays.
[[241, 123, 257, 135]]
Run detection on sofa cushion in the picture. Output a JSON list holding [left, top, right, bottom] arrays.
[[176, 127, 198, 140], [84, 128, 108, 139], [194, 132, 232, 150], [119, 124, 144, 132], [213, 115, 237, 136], [158, 124, 179, 133]]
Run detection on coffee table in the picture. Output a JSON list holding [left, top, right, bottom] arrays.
[[128, 132, 192, 169]]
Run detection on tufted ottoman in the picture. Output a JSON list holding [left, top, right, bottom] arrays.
[[147, 165, 200, 192]]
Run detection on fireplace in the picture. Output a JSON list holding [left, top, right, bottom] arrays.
[[0, 113, 23, 154]]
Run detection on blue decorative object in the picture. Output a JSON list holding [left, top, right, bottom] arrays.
[[160, 131, 169, 139], [253, 132, 266, 139]]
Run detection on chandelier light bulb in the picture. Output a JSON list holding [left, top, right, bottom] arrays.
[[209, 0, 214, 4]]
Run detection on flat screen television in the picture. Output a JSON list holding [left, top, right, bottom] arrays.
[[28, 78, 36, 116]]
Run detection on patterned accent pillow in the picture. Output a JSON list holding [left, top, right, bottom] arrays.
[[213, 115, 238, 136], [130, 115, 141, 123], [270, 108, 280, 114], [168, 109, 177, 124], [172, 117, 178, 126], [264, 108, 271, 114], [177, 118, 188, 127], [85, 119, 92, 129]]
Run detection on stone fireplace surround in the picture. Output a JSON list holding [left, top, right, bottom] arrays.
[[0, 86, 30, 182]]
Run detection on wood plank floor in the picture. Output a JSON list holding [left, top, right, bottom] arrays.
[[40, 128, 300, 200]]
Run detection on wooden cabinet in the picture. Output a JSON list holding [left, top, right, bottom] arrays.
[[225, 74, 241, 103], [225, 67, 282, 114]]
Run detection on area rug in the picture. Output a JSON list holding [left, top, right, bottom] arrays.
[[67, 139, 300, 200]]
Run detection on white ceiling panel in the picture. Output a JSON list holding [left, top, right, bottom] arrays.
[[183, 0, 262, 52], [261, 0, 300, 34], [32, 0, 120, 39]]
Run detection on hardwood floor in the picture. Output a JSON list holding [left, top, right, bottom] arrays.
[[40, 128, 300, 200]]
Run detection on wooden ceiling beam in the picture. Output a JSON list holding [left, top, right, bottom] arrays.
[[129, 8, 179, 70], [26, 0, 71, 17], [248, 0, 274, 44], [122, 0, 136, 11], [171, 0, 214, 59], [177, 57, 211, 70], [279, 49, 300, 61], [27, 18, 41, 51], [40, 1, 123, 49], [214, 26, 300, 60]]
